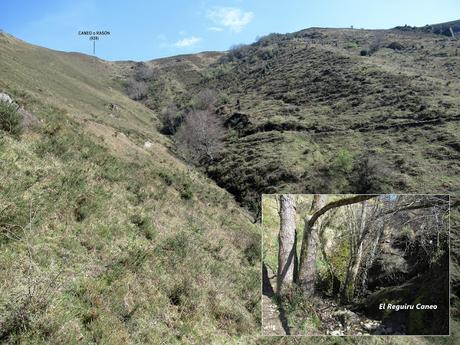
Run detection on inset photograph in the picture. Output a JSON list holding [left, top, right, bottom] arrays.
[[262, 194, 449, 336]]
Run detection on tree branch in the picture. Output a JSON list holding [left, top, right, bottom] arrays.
[[308, 195, 377, 226], [382, 199, 450, 216]]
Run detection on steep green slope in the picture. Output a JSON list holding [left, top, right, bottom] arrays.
[[1, 27, 459, 345], [205, 28, 460, 205], [0, 32, 260, 344], [140, 28, 460, 207], [131, 26, 460, 344]]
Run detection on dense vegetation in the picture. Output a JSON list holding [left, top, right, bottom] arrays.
[[263, 194, 449, 336]]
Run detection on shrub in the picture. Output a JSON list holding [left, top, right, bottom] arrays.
[[387, 41, 404, 51], [344, 42, 359, 49], [0, 101, 22, 136], [368, 32, 384, 55], [125, 79, 148, 101], [333, 149, 354, 174], [227, 44, 251, 61], [360, 49, 369, 56], [159, 103, 183, 135]]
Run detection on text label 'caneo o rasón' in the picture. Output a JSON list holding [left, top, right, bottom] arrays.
[[78, 31, 111, 36]]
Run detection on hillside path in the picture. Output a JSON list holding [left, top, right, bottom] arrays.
[[262, 263, 289, 335]]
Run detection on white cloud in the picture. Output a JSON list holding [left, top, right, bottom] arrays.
[[207, 7, 254, 32], [173, 36, 201, 47], [208, 26, 224, 32]]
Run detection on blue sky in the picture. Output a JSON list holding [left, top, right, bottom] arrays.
[[1, 0, 459, 61]]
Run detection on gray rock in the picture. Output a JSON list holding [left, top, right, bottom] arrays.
[[333, 310, 359, 326], [0, 92, 13, 104]]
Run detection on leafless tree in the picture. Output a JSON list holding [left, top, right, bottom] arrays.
[[125, 79, 148, 101], [174, 109, 224, 166], [133, 62, 156, 81], [369, 31, 384, 55], [193, 89, 217, 111], [340, 200, 383, 301], [298, 195, 376, 296]]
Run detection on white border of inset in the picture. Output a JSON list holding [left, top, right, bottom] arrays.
[[260, 193, 451, 337]]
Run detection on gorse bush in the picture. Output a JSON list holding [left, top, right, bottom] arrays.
[[0, 101, 22, 136], [333, 149, 354, 174]]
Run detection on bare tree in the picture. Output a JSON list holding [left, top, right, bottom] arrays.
[[298, 195, 326, 295], [174, 109, 224, 166], [340, 201, 383, 301], [340, 195, 449, 301], [125, 79, 148, 101], [133, 62, 155, 81], [193, 89, 217, 111], [277, 195, 297, 294], [369, 32, 384, 55]]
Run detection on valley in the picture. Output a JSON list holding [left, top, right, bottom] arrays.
[[0, 21, 459, 345]]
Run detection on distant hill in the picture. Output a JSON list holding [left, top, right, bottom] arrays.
[[395, 19, 460, 37]]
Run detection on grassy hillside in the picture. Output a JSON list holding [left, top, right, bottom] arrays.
[[126, 26, 460, 344], [138, 28, 460, 208], [1, 26, 459, 344], [0, 32, 260, 344]]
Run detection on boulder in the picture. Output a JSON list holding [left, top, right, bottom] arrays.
[[0, 92, 13, 104], [0, 92, 39, 128]]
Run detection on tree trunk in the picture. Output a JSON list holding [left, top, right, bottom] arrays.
[[360, 222, 385, 294], [297, 194, 375, 296], [298, 195, 327, 295], [342, 202, 367, 301], [277, 194, 297, 294]]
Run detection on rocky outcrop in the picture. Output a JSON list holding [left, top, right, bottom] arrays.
[[0, 92, 39, 128]]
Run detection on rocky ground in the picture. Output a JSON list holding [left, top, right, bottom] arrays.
[[262, 264, 407, 336], [314, 298, 405, 336]]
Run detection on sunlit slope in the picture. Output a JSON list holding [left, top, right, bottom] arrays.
[[144, 28, 460, 206], [0, 32, 162, 142], [0, 32, 260, 344]]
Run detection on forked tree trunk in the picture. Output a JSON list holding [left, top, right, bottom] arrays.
[[277, 194, 297, 294], [298, 195, 327, 295]]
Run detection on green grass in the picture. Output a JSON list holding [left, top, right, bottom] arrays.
[[0, 100, 261, 343], [0, 33, 260, 344], [0, 101, 22, 136], [1, 27, 460, 344]]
